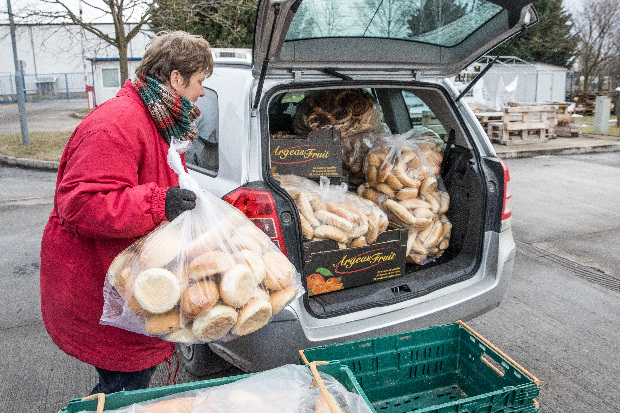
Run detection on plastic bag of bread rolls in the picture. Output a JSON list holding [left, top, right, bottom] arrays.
[[100, 141, 304, 343], [360, 129, 452, 265], [290, 88, 389, 184], [100, 364, 373, 413], [275, 175, 389, 249]]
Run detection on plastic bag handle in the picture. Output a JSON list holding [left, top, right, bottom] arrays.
[[299, 350, 341, 413], [81, 392, 105, 413]]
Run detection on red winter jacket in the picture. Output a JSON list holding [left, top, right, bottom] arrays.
[[40, 80, 181, 371]]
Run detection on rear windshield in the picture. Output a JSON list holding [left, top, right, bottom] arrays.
[[285, 0, 503, 47]]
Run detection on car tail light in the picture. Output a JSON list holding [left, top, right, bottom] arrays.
[[499, 159, 512, 230], [223, 188, 288, 256]]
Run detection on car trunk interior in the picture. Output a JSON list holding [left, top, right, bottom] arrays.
[[266, 82, 486, 318]]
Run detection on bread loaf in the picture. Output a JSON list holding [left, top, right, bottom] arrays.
[[133, 268, 181, 314], [181, 279, 219, 318], [219, 264, 255, 308], [263, 250, 294, 290], [192, 305, 238, 341]]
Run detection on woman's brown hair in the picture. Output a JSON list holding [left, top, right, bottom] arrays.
[[135, 31, 213, 85]]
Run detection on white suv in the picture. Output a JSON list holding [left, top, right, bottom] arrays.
[[180, 0, 536, 375]]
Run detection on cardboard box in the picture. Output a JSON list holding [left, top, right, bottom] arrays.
[[304, 226, 408, 296], [270, 130, 343, 178]]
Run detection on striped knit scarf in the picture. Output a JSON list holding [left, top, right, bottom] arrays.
[[134, 74, 201, 144]]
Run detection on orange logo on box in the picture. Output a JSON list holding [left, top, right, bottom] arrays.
[[270, 145, 330, 164], [333, 248, 398, 274]]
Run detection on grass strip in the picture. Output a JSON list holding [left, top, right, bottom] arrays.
[[0, 131, 71, 162]]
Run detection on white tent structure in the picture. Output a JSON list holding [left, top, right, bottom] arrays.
[[460, 56, 568, 110]]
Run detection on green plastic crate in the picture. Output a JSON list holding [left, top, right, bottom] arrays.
[[59, 362, 372, 412], [300, 321, 540, 413]]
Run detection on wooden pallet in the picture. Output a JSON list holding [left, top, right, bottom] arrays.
[[486, 105, 555, 145], [475, 111, 504, 132]]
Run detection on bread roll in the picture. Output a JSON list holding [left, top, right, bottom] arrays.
[[145, 397, 195, 413], [185, 230, 218, 259], [231, 297, 272, 336], [313, 225, 348, 244], [420, 176, 438, 195], [181, 279, 220, 318], [165, 327, 196, 343], [383, 199, 416, 226], [263, 250, 294, 290], [395, 187, 419, 200], [126, 291, 145, 315], [219, 264, 255, 308], [107, 250, 136, 287], [234, 225, 272, 253], [188, 250, 232, 281], [300, 213, 314, 240], [133, 268, 181, 314], [192, 305, 238, 341], [115, 267, 137, 298], [228, 233, 264, 255], [235, 249, 267, 284], [144, 308, 182, 335], [314, 394, 345, 413], [137, 227, 181, 269], [270, 284, 299, 315]]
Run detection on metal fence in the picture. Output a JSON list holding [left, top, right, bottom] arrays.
[[0, 72, 88, 103]]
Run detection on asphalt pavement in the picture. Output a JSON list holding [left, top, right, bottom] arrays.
[[2, 100, 620, 412]]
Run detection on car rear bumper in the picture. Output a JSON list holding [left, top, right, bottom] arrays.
[[212, 229, 515, 372]]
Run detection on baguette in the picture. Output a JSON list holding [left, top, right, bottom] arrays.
[[315, 210, 354, 233], [326, 202, 359, 222], [377, 161, 393, 183], [420, 176, 438, 196], [375, 182, 396, 197], [398, 198, 432, 210], [313, 225, 349, 244], [299, 213, 314, 240], [395, 187, 419, 200], [422, 220, 443, 249], [386, 174, 404, 191], [297, 192, 321, 227], [438, 191, 450, 214], [383, 199, 416, 226], [424, 193, 440, 213], [349, 236, 368, 248]]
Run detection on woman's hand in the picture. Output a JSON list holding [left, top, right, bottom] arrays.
[[165, 186, 197, 221]]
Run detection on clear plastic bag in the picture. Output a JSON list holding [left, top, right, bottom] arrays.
[[275, 175, 389, 249], [101, 141, 304, 343], [360, 129, 452, 265], [99, 364, 373, 413], [290, 89, 390, 183]]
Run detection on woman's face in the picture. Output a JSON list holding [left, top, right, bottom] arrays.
[[170, 69, 207, 103]]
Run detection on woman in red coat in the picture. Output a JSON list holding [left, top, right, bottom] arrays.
[[40, 31, 213, 394]]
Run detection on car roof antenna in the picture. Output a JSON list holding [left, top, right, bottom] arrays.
[[456, 26, 526, 103]]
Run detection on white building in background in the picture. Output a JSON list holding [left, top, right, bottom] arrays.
[[0, 23, 151, 80]]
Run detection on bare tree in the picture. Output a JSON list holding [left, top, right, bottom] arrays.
[[151, 0, 257, 48], [361, 0, 418, 38], [573, 0, 620, 93], [19, 0, 154, 83]]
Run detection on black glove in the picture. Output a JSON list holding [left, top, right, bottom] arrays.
[[165, 186, 197, 221]]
